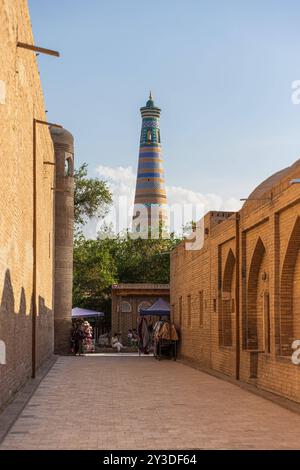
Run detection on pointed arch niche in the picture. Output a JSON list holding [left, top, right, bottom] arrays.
[[246, 237, 269, 351], [280, 216, 300, 356], [219, 248, 235, 347]]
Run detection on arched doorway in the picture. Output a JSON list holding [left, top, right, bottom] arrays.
[[219, 249, 235, 347]]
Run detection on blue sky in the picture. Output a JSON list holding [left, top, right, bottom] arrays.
[[29, 0, 300, 206]]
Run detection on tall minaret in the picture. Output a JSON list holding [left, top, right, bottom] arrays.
[[50, 127, 75, 354], [132, 93, 168, 235]]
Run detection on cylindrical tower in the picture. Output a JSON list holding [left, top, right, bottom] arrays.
[[133, 93, 168, 235], [50, 126, 74, 354]]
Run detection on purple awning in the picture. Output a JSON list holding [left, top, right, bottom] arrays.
[[140, 298, 170, 316], [72, 307, 104, 318]]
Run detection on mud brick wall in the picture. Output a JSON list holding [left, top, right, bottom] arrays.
[[171, 167, 300, 403], [0, 0, 55, 410]]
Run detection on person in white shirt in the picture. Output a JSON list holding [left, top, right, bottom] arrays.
[[111, 333, 125, 352]]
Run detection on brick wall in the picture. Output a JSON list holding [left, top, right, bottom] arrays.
[[0, 0, 54, 409], [171, 165, 300, 403]]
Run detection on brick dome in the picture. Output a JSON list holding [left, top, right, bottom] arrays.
[[50, 126, 74, 147], [243, 158, 300, 207]]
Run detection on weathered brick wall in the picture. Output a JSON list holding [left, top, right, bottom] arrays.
[[0, 0, 54, 409], [171, 212, 234, 369], [210, 220, 236, 377], [171, 167, 300, 403]]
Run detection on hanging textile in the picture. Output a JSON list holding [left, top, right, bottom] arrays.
[[158, 322, 179, 341], [137, 316, 151, 353]]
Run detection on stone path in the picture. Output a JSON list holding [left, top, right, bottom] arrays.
[[1, 355, 300, 450]]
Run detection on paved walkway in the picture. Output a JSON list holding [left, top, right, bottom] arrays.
[[1, 355, 300, 450]]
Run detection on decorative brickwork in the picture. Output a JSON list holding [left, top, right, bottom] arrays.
[[171, 161, 300, 402], [133, 93, 168, 233]]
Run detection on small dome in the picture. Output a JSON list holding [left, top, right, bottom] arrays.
[[243, 158, 300, 208], [50, 126, 74, 147]]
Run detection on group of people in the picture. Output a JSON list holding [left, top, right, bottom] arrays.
[[70, 317, 178, 356], [111, 329, 139, 352], [71, 325, 139, 354], [70, 319, 95, 355], [127, 329, 138, 348]]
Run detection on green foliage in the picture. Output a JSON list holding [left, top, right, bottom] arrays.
[[73, 235, 117, 312], [73, 232, 181, 312], [72, 163, 182, 312], [74, 163, 112, 227], [109, 234, 179, 284]]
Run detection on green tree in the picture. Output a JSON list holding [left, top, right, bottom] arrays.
[[73, 232, 181, 313], [73, 235, 117, 313], [72, 165, 182, 312], [110, 233, 179, 284], [74, 163, 112, 227]]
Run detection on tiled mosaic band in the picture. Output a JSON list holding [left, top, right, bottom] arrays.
[[133, 94, 168, 229]]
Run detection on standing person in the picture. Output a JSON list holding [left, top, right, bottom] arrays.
[[70, 323, 76, 353], [82, 321, 95, 353], [74, 322, 85, 356], [111, 333, 125, 353]]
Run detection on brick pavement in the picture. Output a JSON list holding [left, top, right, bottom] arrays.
[[1, 355, 300, 450]]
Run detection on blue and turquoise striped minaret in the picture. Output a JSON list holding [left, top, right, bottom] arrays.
[[133, 93, 168, 233]]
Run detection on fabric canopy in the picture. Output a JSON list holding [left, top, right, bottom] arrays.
[[139, 298, 170, 316], [72, 307, 104, 318]]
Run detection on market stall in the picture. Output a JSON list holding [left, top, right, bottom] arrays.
[[72, 307, 105, 352], [138, 299, 178, 359]]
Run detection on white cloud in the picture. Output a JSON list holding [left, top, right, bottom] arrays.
[[83, 165, 242, 238], [97, 164, 135, 202], [96, 165, 136, 185]]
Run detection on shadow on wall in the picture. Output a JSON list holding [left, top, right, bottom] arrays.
[[0, 269, 53, 411]]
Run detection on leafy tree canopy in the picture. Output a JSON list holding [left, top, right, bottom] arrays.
[[73, 233, 181, 313], [72, 163, 182, 313], [74, 163, 112, 227]]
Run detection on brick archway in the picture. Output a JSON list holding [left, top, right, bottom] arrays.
[[219, 249, 235, 347], [280, 216, 300, 356], [246, 237, 267, 350]]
